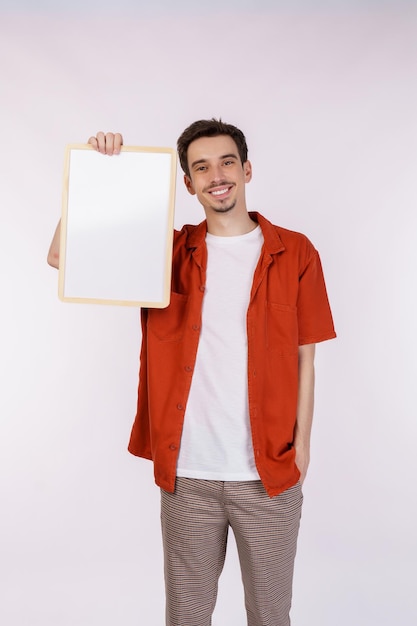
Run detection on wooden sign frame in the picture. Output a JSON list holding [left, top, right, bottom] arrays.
[[58, 144, 176, 308]]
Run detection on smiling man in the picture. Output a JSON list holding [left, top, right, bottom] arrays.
[[48, 119, 336, 626]]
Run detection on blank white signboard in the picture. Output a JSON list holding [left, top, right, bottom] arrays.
[[58, 145, 176, 307]]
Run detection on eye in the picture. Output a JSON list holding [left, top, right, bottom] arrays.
[[223, 160, 234, 166], [195, 165, 207, 172]]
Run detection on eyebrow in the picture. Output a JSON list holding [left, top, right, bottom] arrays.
[[190, 153, 239, 169]]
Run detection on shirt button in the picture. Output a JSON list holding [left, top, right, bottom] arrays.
[[184, 365, 193, 372], [169, 444, 177, 451], [192, 324, 200, 331], [177, 403, 184, 410], [199, 285, 205, 292]]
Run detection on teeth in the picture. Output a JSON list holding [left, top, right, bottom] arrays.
[[211, 188, 229, 196]]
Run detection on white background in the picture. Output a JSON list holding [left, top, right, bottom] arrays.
[[1, 1, 416, 625]]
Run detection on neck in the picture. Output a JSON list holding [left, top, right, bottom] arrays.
[[206, 210, 257, 237]]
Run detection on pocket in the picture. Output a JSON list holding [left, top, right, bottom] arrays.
[[148, 291, 188, 342], [266, 302, 298, 355]]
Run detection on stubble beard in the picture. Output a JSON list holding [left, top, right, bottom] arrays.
[[211, 198, 237, 213]]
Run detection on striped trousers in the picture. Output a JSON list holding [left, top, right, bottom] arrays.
[[160, 478, 303, 626]]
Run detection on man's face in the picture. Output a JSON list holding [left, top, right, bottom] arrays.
[[184, 135, 252, 216]]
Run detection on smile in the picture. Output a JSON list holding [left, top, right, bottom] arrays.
[[208, 185, 233, 198]]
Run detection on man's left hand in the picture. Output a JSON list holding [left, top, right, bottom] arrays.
[[295, 445, 310, 485]]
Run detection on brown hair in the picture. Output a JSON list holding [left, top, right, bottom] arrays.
[[177, 118, 248, 177]]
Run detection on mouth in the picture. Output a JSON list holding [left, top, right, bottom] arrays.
[[207, 184, 234, 199]]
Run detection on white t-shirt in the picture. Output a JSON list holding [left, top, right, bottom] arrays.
[[176, 225, 264, 481]]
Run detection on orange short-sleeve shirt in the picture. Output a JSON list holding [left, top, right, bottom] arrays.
[[128, 212, 336, 496]]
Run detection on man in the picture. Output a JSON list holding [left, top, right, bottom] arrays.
[[48, 120, 336, 626]]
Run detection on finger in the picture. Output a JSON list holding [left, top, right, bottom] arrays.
[[113, 132, 123, 154], [88, 136, 98, 150], [105, 132, 115, 156], [95, 131, 106, 154]]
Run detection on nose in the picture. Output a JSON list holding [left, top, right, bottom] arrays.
[[210, 164, 224, 183]]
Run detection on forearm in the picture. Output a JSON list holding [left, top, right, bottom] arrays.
[[47, 220, 61, 269], [293, 343, 316, 483]]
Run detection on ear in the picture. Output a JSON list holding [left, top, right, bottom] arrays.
[[184, 174, 196, 195], [244, 160, 252, 183]]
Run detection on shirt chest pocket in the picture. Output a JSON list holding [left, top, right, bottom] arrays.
[[266, 303, 298, 355], [148, 292, 189, 342]]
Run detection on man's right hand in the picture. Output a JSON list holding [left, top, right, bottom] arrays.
[[88, 131, 123, 155]]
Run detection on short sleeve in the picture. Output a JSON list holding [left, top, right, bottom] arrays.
[[297, 250, 336, 345]]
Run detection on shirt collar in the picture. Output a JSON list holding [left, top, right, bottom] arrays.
[[186, 211, 285, 255]]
